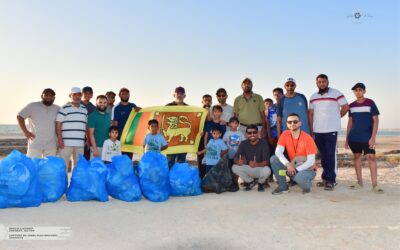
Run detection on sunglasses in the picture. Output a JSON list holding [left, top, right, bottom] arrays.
[[247, 131, 258, 134], [217, 94, 226, 97], [287, 120, 299, 124]]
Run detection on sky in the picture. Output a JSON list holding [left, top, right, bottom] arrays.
[[0, 0, 399, 129]]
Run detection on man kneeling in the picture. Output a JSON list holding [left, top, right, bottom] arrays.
[[271, 113, 317, 195], [232, 125, 271, 192]]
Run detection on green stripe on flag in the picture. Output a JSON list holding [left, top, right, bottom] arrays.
[[124, 112, 143, 144]]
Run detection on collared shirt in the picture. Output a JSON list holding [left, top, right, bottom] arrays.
[[18, 101, 60, 150], [56, 103, 88, 147], [233, 92, 265, 125]]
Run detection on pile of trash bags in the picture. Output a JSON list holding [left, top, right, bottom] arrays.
[[0, 150, 207, 209]]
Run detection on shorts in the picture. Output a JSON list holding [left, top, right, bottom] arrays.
[[348, 141, 375, 155]]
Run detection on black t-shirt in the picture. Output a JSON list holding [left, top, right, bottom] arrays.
[[234, 139, 270, 164]]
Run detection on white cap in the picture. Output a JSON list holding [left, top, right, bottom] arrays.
[[70, 87, 81, 94], [285, 77, 296, 84]]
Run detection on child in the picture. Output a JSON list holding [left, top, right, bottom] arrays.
[[197, 127, 228, 173], [102, 126, 122, 164], [345, 83, 382, 193], [143, 119, 168, 153], [204, 105, 226, 146], [223, 117, 246, 172]]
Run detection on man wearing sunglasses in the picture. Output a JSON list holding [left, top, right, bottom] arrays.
[[232, 125, 271, 192], [271, 113, 317, 194]]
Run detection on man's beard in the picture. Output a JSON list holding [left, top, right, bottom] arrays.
[[318, 87, 329, 95], [243, 88, 252, 94], [42, 100, 54, 106], [97, 106, 107, 112]]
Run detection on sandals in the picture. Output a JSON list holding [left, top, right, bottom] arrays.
[[349, 182, 363, 190], [316, 181, 326, 187], [372, 185, 384, 194]]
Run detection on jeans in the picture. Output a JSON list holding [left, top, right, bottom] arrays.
[[270, 155, 316, 191]]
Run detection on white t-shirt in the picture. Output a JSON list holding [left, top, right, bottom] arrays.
[[102, 139, 122, 162], [309, 88, 348, 133], [210, 104, 234, 123], [18, 102, 60, 150], [223, 130, 246, 159]]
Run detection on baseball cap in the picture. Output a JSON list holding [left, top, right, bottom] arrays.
[[82, 86, 93, 93], [285, 77, 296, 84], [71, 87, 81, 94], [175, 86, 185, 94], [119, 87, 130, 94], [351, 82, 366, 90]]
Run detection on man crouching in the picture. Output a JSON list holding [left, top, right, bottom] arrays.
[[271, 113, 317, 195]]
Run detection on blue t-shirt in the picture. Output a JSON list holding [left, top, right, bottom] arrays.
[[348, 98, 380, 142], [111, 102, 137, 138], [204, 121, 226, 140], [144, 133, 168, 152], [205, 138, 228, 165], [223, 131, 246, 159], [266, 105, 278, 139], [278, 93, 310, 134]]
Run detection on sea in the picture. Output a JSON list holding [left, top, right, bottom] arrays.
[[1, 124, 399, 139]]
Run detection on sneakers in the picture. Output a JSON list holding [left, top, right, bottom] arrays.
[[324, 182, 335, 191], [244, 181, 256, 191], [272, 187, 289, 195], [258, 183, 265, 192]]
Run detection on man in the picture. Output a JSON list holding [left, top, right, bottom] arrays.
[[81, 86, 96, 159], [270, 113, 317, 195], [112, 88, 141, 158], [309, 74, 349, 191], [56, 87, 88, 170], [277, 78, 310, 137], [105, 91, 116, 114], [232, 125, 271, 192], [233, 78, 266, 138], [166, 86, 188, 168], [210, 88, 234, 124], [88, 95, 111, 159], [198, 94, 212, 177], [17, 88, 60, 158]]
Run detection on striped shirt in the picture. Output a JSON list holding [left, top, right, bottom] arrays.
[[309, 88, 348, 133], [56, 103, 88, 147], [348, 98, 379, 142]]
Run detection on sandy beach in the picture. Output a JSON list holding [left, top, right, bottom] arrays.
[[0, 137, 399, 249]]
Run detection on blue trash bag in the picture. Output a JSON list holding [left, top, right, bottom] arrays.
[[138, 151, 170, 202], [35, 156, 67, 202], [106, 155, 142, 202], [169, 163, 202, 196], [66, 156, 108, 202], [0, 150, 42, 208]]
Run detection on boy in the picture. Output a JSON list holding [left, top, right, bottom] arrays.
[[204, 105, 227, 145], [345, 83, 382, 193], [223, 117, 246, 173], [197, 127, 228, 173], [143, 119, 168, 153], [102, 126, 122, 164]]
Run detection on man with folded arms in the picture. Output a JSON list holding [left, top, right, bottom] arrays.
[[271, 113, 317, 195]]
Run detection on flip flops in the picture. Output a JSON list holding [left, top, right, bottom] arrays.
[[349, 182, 363, 190], [372, 185, 384, 194]]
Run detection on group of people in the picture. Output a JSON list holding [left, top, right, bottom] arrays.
[[17, 73, 383, 195]]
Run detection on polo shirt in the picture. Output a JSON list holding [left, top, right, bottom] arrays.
[[111, 102, 137, 136], [56, 103, 88, 147], [348, 98, 380, 142], [278, 93, 310, 134], [233, 93, 265, 125], [18, 102, 60, 150], [309, 88, 348, 133], [88, 109, 111, 147]]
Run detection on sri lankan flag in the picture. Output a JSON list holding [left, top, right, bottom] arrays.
[[120, 106, 208, 154]]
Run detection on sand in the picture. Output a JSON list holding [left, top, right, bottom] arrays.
[[0, 137, 399, 249]]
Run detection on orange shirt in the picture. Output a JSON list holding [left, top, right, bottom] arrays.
[[277, 130, 317, 161]]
